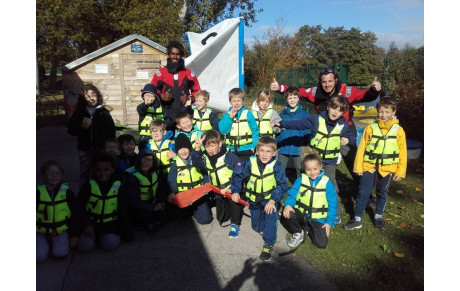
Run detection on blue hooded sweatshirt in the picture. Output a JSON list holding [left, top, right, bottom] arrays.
[[275, 104, 311, 156], [218, 106, 259, 152]]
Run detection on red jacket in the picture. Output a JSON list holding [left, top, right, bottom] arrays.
[[151, 61, 201, 120], [279, 81, 379, 125]]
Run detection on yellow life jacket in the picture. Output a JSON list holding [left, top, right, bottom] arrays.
[[294, 174, 329, 219], [85, 180, 121, 223], [310, 116, 343, 159], [126, 167, 159, 203], [246, 156, 276, 203], [193, 108, 213, 131], [149, 139, 172, 175], [364, 122, 400, 165], [36, 183, 71, 234], [225, 109, 253, 148], [252, 109, 274, 137], [139, 106, 164, 136], [204, 150, 233, 189], [175, 157, 203, 192]]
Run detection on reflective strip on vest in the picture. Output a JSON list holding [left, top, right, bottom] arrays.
[[193, 108, 213, 131], [140, 107, 164, 136], [149, 139, 172, 174], [294, 174, 329, 219], [252, 109, 274, 137], [364, 122, 400, 165], [225, 110, 253, 149], [245, 156, 276, 203], [126, 167, 159, 203], [204, 151, 233, 189], [86, 180, 120, 223], [36, 183, 71, 234], [175, 158, 203, 192], [310, 116, 343, 159]]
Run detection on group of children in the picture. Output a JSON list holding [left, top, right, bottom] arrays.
[[38, 82, 407, 263]]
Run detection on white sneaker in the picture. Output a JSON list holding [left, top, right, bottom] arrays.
[[288, 230, 304, 248]]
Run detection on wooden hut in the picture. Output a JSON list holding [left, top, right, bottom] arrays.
[[61, 34, 167, 127]]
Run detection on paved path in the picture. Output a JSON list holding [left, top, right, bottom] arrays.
[[36, 125, 337, 291]]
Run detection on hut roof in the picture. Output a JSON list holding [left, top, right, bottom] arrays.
[[61, 34, 167, 71]]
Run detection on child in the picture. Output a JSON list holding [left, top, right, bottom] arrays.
[[250, 88, 282, 138], [219, 88, 260, 161], [276, 96, 356, 224], [344, 96, 407, 231], [75, 154, 124, 253], [281, 154, 338, 249], [117, 134, 138, 171], [122, 149, 166, 235], [36, 161, 78, 263], [275, 87, 311, 178], [230, 137, 288, 261], [102, 138, 124, 178], [191, 130, 244, 237], [137, 83, 173, 148], [67, 83, 116, 188], [175, 112, 203, 150], [166, 133, 212, 225], [147, 119, 175, 177], [192, 90, 219, 131]]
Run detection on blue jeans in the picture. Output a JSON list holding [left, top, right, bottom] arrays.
[[355, 171, 392, 218], [249, 201, 278, 246], [36, 231, 70, 263]]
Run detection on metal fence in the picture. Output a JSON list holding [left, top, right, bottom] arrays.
[[36, 92, 66, 126]]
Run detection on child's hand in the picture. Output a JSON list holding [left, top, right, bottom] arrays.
[[283, 205, 294, 219], [271, 122, 280, 128], [322, 223, 331, 238], [264, 200, 276, 214], [229, 107, 238, 118], [144, 94, 155, 106], [154, 202, 165, 211], [195, 134, 205, 151], [185, 96, 192, 107], [221, 188, 231, 194], [83, 225, 95, 239], [270, 77, 280, 91], [69, 236, 79, 249], [167, 150, 176, 159], [354, 171, 363, 176], [161, 89, 173, 102], [340, 137, 349, 145], [392, 175, 402, 181], [167, 193, 175, 204], [81, 117, 92, 129], [231, 193, 240, 203]]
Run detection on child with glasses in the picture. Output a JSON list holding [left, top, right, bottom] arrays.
[[37, 160, 78, 262], [147, 119, 175, 177]]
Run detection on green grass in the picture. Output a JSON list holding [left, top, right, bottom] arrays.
[[288, 159, 424, 290]]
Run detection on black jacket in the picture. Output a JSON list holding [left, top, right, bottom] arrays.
[[67, 105, 116, 152]]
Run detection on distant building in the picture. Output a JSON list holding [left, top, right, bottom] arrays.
[[61, 34, 167, 127]]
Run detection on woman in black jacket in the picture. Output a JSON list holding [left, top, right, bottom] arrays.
[[68, 83, 116, 188]]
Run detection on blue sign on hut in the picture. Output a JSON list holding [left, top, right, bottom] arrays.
[[61, 34, 167, 127]]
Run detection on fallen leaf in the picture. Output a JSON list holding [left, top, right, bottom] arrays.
[[390, 201, 395, 205], [398, 206, 407, 210], [389, 213, 402, 218], [291, 253, 297, 257], [420, 214, 424, 219], [384, 218, 393, 221], [415, 187, 422, 192], [394, 252, 405, 258], [396, 190, 404, 195], [417, 202, 424, 206], [397, 222, 407, 229]]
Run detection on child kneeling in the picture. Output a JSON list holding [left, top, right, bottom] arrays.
[[281, 154, 337, 249]]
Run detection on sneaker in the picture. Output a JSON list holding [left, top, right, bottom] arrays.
[[374, 218, 385, 230], [334, 217, 342, 225], [287, 230, 304, 248], [259, 244, 273, 261], [228, 224, 239, 238], [343, 219, 363, 230]]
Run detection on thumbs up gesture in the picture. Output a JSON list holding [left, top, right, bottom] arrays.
[[270, 77, 280, 91], [372, 76, 381, 92]]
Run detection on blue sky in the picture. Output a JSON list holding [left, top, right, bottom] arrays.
[[243, 0, 424, 50]]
